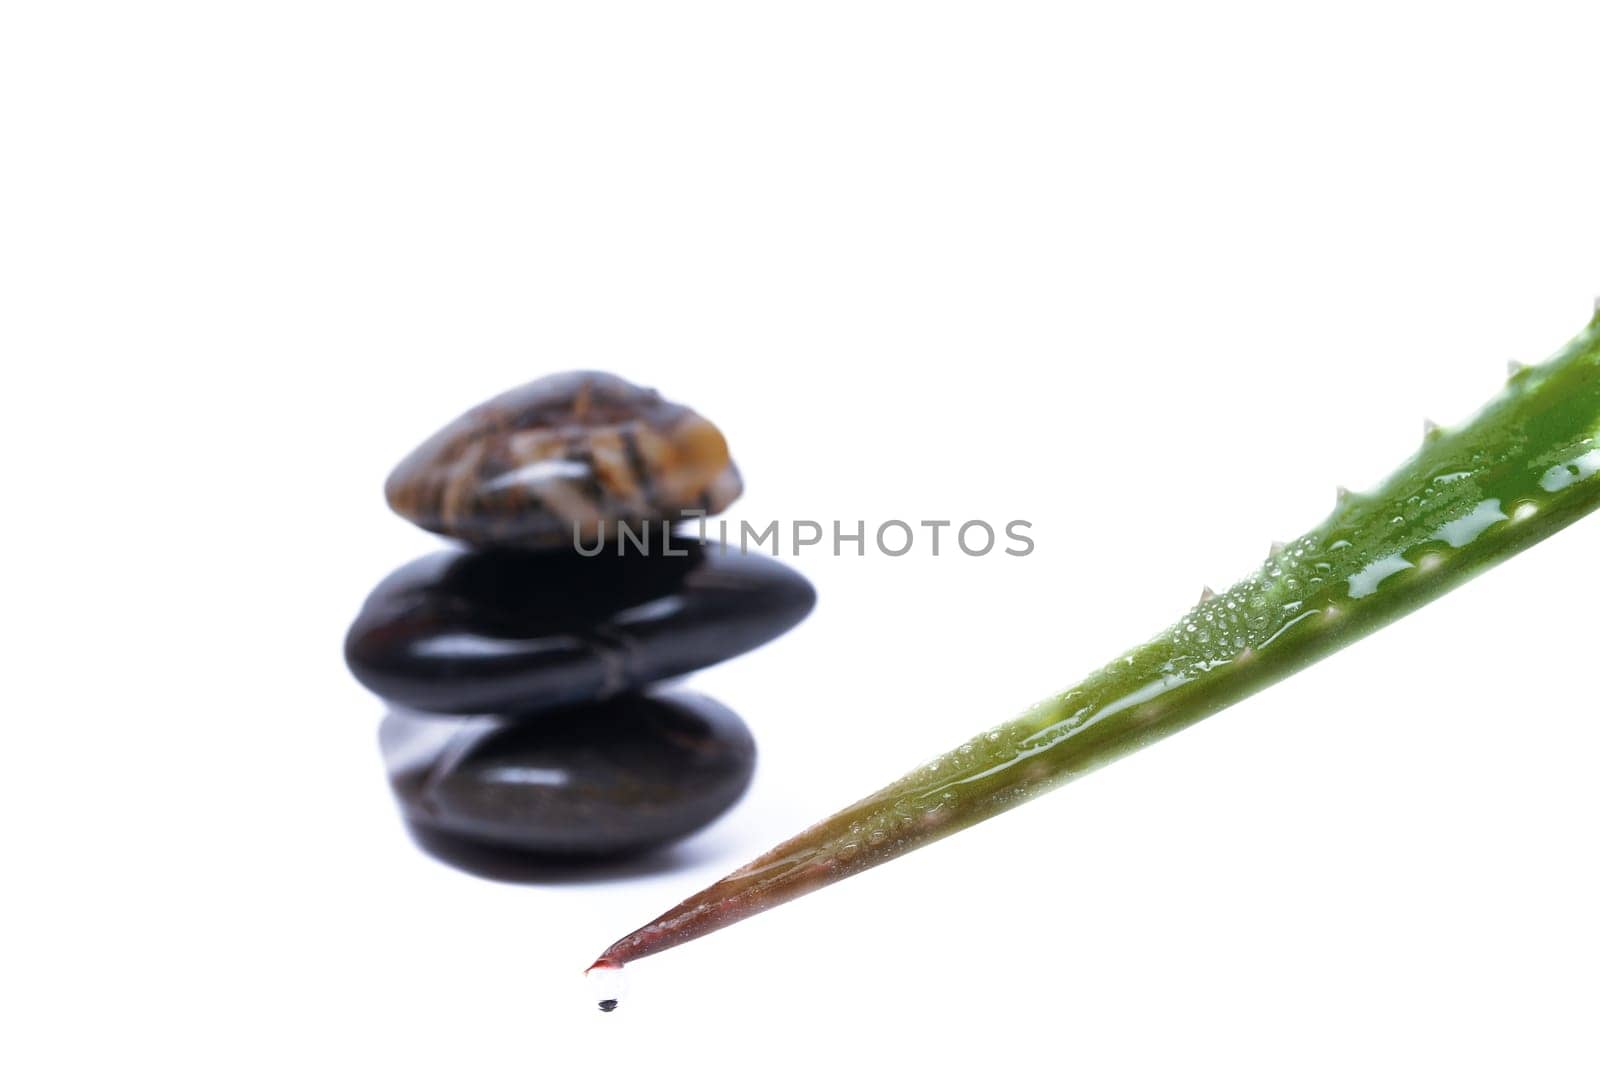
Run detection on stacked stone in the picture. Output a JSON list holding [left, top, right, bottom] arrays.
[[345, 372, 815, 860]]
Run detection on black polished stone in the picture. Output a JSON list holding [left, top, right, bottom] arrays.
[[380, 692, 756, 858], [345, 539, 815, 716]]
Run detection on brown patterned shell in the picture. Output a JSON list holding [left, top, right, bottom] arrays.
[[385, 371, 742, 549]]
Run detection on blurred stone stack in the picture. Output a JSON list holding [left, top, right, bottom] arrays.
[[344, 372, 814, 862]]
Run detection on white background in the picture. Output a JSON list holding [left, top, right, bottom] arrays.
[[5, 3, 1598, 1064]]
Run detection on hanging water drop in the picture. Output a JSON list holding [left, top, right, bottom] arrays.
[[587, 960, 627, 1013]]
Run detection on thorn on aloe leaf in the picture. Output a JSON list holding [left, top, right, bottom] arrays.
[[1269, 540, 1287, 557], [1336, 486, 1352, 505], [1423, 418, 1441, 439], [1198, 586, 1217, 605], [1508, 360, 1530, 378]]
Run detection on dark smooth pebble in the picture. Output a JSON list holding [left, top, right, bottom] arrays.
[[381, 691, 756, 857], [345, 538, 814, 716]]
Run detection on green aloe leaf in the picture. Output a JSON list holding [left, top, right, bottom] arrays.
[[589, 308, 1600, 1001]]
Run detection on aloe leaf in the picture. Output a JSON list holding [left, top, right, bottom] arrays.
[[589, 309, 1600, 996]]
